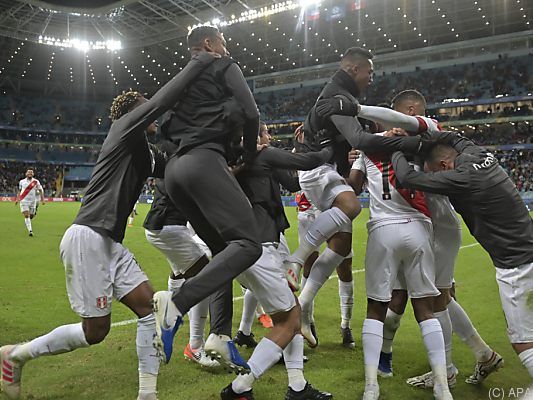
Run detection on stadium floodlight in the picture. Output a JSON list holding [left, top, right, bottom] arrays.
[[38, 35, 122, 51]]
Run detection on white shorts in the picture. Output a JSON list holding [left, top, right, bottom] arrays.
[[496, 262, 533, 343], [366, 221, 439, 302], [20, 201, 36, 214], [299, 164, 354, 212], [60, 224, 148, 318], [237, 245, 296, 315], [278, 233, 290, 262], [297, 210, 320, 250], [433, 227, 461, 289], [145, 225, 207, 275]]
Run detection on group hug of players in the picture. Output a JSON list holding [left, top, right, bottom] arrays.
[[2, 24, 532, 400]]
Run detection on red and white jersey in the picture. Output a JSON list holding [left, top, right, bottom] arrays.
[[352, 149, 431, 231], [18, 178, 43, 204], [295, 191, 317, 215], [415, 116, 461, 232]]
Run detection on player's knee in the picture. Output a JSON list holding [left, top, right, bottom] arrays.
[[333, 192, 361, 220], [83, 319, 111, 345]]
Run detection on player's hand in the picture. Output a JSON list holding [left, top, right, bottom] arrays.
[[384, 128, 407, 137], [192, 51, 222, 66], [315, 96, 359, 119], [348, 148, 361, 165], [257, 143, 268, 152], [294, 125, 305, 143]]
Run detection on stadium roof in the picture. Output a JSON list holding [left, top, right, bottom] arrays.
[[0, 0, 531, 97]]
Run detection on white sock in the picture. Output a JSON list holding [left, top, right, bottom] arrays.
[[519, 348, 533, 378], [248, 337, 283, 378], [300, 277, 315, 323], [382, 309, 402, 354], [448, 298, 493, 362], [255, 304, 266, 318], [362, 319, 384, 386], [419, 319, 447, 389], [137, 314, 159, 396], [128, 216, 134, 225], [239, 289, 258, 336], [189, 298, 209, 349], [284, 334, 306, 391], [231, 372, 256, 394], [291, 207, 351, 265], [299, 248, 345, 315], [11, 323, 89, 363], [338, 279, 354, 329], [167, 276, 185, 292], [24, 217, 32, 233], [435, 310, 454, 375]]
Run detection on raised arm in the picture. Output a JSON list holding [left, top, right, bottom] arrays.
[[224, 63, 260, 157], [358, 105, 421, 133], [391, 151, 470, 194], [113, 52, 218, 142], [330, 115, 423, 154]]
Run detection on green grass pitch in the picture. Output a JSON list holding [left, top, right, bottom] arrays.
[[0, 202, 530, 399]]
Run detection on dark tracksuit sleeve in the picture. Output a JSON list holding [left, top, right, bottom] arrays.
[[330, 115, 423, 154], [224, 63, 260, 155], [274, 169, 301, 193], [423, 130, 477, 153], [391, 151, 471, 195], [260, 146, 333, 171], [111, 53, 217, 144], [149, 144, 167, 178]]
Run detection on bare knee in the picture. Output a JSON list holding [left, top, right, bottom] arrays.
[[366, 299, 389, 322], [411, 297, 435, 323], [333, 192, 361, 220], [389, 290, 408, 315], [82, 317, 111, 345], [513, 342, 533, 355]]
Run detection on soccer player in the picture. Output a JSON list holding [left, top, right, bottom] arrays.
[[143, 176, 218, 368], [128, 200, 139, 227], [221, 129, 334, 400], [355, 91, 503, 385], [0, 53, 218, 400], [151, 25, 265, 370], [15, 168, 45, 236], [349, 134, 452, 400], [390, 133, 533, 380], [284, 46, 430, 305]]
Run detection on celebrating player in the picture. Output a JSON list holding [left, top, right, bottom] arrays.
[[0, 52, 218, 400], [15, 168, 45, 236]]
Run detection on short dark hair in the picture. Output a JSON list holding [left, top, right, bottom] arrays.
[[391, 89, 427, 109], [427, 143, 457, 164], [341, 47, 373, 63], [187, 25, 220, 49]]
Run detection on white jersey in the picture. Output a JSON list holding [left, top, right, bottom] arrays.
[[415, 116, 461, 232], [352, 148, 431, 232], [18, 178, 43, 204]]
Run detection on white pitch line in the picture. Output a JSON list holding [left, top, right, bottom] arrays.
[[111, 243, 480, 328]]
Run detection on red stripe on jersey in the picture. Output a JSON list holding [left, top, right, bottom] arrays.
[[19, 179, 38, 201], [296, 192, 313, 212], [367, 153, 431, 218], [431, 118, 443, 131], [2, 366, 12, 377], [415, 116, 428, 134]]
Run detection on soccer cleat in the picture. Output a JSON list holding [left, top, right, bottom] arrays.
[[205, 334, 250, 375], [285, 383, 333, 400], [220, 384, 254, 400], [1, 345, 23, 400], [257, 313, 273, 329], [137, 393, 158, 400], [152, 291, 183, 364], [183, 343, 220, 368], [285, 262, 302, 292], [28, 231, 33, 237], [465, 351, 503, 385], [310, 323, 319, 346], [340, 327, 355, 349], [377, 352, 393, 378], [362, 384, 379, 400], [233, 331, 258, 348], [301, 318, 318, 348], [406, 367, 458, 389]]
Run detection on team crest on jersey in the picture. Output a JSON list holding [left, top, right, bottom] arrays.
[[96, 296, 108, 309]]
